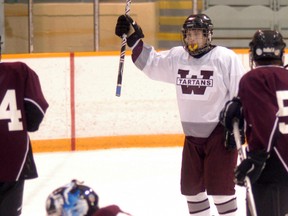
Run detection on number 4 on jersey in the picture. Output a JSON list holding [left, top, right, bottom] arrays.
[[0, 89, 23, 131]]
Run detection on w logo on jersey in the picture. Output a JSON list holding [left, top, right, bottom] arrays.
[[177, 69, 213, 95]]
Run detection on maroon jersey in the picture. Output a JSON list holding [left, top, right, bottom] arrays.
[[0, 62, 48, 181], [93, 205, 131, 216], [238, 65, 288, 173]]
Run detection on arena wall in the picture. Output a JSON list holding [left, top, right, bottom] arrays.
[[3, 50, 284, 152], [3, 2, 157, 53]]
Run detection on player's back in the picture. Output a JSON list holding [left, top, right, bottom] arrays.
[[266, 66, 288, 171], [0, 61, 47, 181], [0, 62, 29, 135], [0, 61, 48, 131], [240, 65, 288, 176]]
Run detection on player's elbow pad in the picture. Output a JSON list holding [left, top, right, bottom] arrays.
[[24, 100, 45, 132]]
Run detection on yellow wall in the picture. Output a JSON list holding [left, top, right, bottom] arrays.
[[3, 2, 157, 53]]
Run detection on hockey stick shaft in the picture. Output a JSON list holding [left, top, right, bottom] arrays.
[[115, 0, 131, 97], [233, 121, 258, 216]]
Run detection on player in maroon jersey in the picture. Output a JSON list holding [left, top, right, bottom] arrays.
[[220, 30, 288, 216], [46, 179, 132, 216], [0, 35, 49, 215]]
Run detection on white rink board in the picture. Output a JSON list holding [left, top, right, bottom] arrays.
[[3, 52, 287, 141]]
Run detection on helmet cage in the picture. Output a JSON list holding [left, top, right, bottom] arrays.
[[182, 28, 212, 56], [181, 14, 213, 57]]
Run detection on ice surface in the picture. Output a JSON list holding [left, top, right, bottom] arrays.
[[22, 147, 246, 216]]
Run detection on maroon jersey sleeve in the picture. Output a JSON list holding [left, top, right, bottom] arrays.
[[93, 205, 131, 216], [0, 61, 48, 181], [239, 68, 278, 151], [23, 63, 49, 131]]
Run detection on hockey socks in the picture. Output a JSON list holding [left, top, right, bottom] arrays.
[[186, 192, 211, 216], [213, 195, 237, 215]]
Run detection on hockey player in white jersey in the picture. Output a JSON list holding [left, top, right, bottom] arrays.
[[115, 14, 245, 215]]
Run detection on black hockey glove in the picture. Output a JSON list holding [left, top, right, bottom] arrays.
[[234, 150, 269, 186], [224, 129, 245, 151], [219, 97, 244, 132], [115, 15, 144, 47]]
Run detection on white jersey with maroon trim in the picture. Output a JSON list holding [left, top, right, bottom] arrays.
[[132, 41, 245, 137]]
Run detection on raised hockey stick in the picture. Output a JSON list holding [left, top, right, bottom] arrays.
[[233, 121, 258, 216], [115, 0, 131, 97]]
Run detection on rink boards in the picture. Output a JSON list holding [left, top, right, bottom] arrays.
[[1, 50, 274, 152]]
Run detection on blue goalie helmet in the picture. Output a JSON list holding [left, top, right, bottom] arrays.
[[45, 179, 99, 216]]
